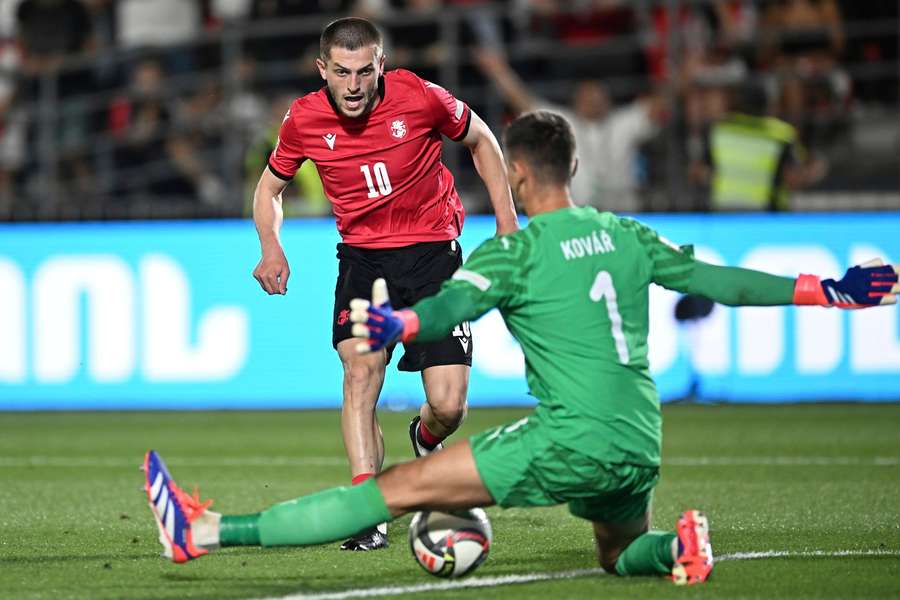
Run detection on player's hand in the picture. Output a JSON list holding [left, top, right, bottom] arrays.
[[350, 278, 420, 353], [252, 249, 290, 295], [795, 259, 899, 308]]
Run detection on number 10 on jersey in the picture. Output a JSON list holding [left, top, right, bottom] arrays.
[[360, 162, 392, 198]]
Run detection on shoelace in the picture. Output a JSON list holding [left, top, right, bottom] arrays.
[[171, 484, 214, 521]]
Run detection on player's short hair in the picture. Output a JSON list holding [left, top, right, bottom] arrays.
[[503, 111, 576, 186], [320, 17, 383, 61]]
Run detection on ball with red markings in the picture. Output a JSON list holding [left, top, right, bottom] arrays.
[[408, 509, 492, 578]]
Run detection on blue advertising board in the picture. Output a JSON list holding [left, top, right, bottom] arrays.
[[1, 213, 898, 409]]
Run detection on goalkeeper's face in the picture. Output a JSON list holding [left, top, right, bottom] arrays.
[[507, 158, 528, 210], [317, 45, 385, 118]]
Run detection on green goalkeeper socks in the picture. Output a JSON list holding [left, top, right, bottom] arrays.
[[614, 530, 677, 576], [219, 478, 392, 547], [218, 513, 262, 546]]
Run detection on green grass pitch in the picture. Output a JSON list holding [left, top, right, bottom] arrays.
[[1, 404, 898, 599]]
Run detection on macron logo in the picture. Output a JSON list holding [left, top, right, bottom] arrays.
[[323, 133, 336, 150]]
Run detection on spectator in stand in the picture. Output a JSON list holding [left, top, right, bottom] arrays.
[[0, 33, 24, 218], [209, 0, 254, 21], [245, 1, 355, 89], [474, 47, 665, 212], [116, 0, 201, 74], [689, 83, 826, 212], [839, 0, 898, 105], [108, 57, 207, 212], [83, 0, 115, 51], [252, 0, 353, 16], [15, 0, 92, 75], [643, 1, 757, 83], [449, 0, 506, 52], [759, 0, 849, 147], [380, 0, 443, 80], [170, 78, 229, 208], [0, 99, 25, 220], [243, 93, 327, 217], [16, 0, 100, 217], [523, 0, 643, 80]]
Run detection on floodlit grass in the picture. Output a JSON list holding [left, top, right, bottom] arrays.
[[1, 405, 898, 599]]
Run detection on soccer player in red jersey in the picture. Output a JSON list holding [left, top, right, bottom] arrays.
[[249, 17, 518, 550]]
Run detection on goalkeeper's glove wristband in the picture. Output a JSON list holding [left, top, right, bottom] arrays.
[[793, 274, 829, 306], [393, 309, 420, 344]]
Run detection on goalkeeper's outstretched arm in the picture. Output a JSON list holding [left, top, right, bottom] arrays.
[[682, 259, 899, 309]]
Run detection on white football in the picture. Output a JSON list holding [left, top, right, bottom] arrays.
[[408, 508, 492, 578]]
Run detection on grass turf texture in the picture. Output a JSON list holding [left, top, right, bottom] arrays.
[[1, 405, 898, 599]]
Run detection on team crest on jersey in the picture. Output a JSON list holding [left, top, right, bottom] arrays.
[[390, 119, 407, 139]]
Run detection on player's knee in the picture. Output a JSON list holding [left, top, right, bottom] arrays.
[[344, 361, 377, 387], [429, 399, 466, 431], [426, 381, 468, 428]]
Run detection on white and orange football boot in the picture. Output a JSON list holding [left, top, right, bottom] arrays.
[[671, 510, 714, 585], [143, 450, 213, 563]]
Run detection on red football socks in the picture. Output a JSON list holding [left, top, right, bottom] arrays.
[[418, 420, 444, 448], [351, 472, 374, 486]]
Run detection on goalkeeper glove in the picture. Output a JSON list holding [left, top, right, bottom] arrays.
[[794, 259, 899, 309], [350, 278, 420, 353]]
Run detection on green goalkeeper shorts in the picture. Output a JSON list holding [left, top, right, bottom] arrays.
[[470, 415, 659, 523]]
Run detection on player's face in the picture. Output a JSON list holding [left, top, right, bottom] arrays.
[[573, 80, 610, 121], [317, 45, 385, 118]]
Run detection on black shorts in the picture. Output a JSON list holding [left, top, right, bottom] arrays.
[[333, 240, 473, 371]]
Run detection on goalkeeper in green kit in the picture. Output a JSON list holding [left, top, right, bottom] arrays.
[[143, 112, 898, 584]]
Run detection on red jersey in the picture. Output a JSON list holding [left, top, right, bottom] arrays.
[[268, 69, 472, 248]]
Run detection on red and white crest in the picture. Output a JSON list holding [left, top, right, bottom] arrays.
[[390, 119, 407, 139]]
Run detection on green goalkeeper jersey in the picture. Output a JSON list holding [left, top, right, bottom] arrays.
[[412, 206, 795, 466], [426, 207, 693, 465]]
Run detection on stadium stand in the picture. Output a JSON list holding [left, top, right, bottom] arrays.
[[0, 0, 896, 221]]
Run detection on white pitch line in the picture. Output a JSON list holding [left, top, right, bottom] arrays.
[[719, 549, 900, 561], [0, 456, 348, 468], [253, 568, 607, 600], [254, 550, 900, 600], [666, 456, 900, 466], [0, 456, 897, 468]]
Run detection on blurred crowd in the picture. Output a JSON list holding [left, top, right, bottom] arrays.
[[0, 0, 897, 220]]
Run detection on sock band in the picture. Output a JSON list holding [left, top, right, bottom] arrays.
[[352, 472, 374, 486], [417, 420, 443, 448], [218, 513, 262, 546]]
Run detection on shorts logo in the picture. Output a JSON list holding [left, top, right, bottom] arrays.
[[337, 309, 350, 326], [390, 119, 407, 139], [452, 322, 471, 353]]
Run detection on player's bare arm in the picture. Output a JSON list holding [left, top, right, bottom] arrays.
[[252, 168, 291, 295], [460, 112, 519, 236], [655, 246, 899, 309]]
